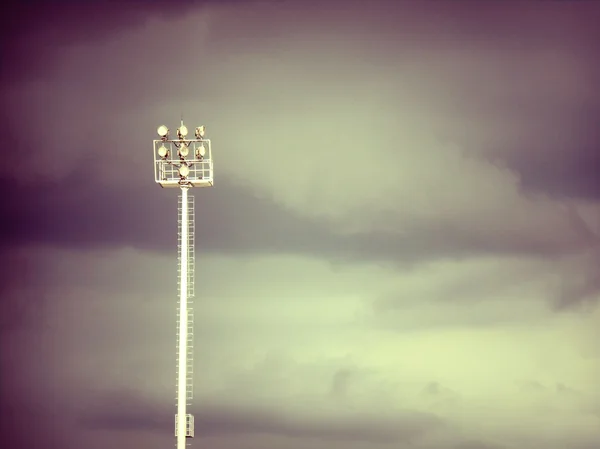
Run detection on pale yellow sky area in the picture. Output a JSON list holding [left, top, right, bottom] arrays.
[[13, 248, 596, 448]]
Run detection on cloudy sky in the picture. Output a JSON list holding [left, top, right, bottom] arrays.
[[1, 1, 599, 448]]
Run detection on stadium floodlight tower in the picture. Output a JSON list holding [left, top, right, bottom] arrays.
[[153, 121, 213, 449]]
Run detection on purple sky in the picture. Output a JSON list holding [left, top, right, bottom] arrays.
[[1, 1, 599, 449]]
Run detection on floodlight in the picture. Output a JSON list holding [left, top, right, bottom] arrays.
[[158, 145, 169, 158], [179, 165, 190, 177], [179, 144, 189, 158], [157, 125, 169, 139], [177, 125, 188, 139], [195, 126, 206, 139], [195, 144, 206, 158]]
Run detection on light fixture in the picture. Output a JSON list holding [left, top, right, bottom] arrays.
[[177, 125, 188, 139], [195, 126, 205, 139], [179, 144, 189, 158], [157, 125, 169, 139], [179, 165, 190, 178], [195, 143, 206, 158], [158, 144, 169, 158], [151, 119, 215, 449]]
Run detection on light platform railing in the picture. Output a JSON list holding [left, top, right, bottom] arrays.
[[153, 138, 213, 188]]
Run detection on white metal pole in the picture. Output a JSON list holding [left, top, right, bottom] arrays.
[[177, 185, 189, 449]]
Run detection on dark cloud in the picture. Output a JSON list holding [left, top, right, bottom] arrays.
[[77, 388, 169, 433], [0, 398, 69, 449], [73, 386, 511, 449], [0, 169, 335, 256], [0, 0, 245, 85], [487, 103, 600, 201], [1, 333, 74, 449], [0, 168, 595, 269], [77, 388, 444, 444], [1, 0, 598, 265], [0, 250, 36, 335], [417, 4, 600, 202], [554, 245, 600, 310]]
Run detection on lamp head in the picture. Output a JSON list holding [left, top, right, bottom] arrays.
[[177, 125, 188, 139], [157, 125, 169, 140], [157, 144, 169, 159], [179, 164, 190, 178], [195, 125, 206, 139], [178, 144, 190, 158], [195, 143, 206, 159]]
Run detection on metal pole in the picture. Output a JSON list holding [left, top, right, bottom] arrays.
[[177, 185, 189, 449], [154, 121, 211, 445]]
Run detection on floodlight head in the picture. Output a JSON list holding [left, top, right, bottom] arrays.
[[195, 126, 206, 139], [195, 143, 206, 159], [158, 144, 169, 158], [157, 125, 169, 140], [177, 125, 188, 139], [179, 144, 189, 158], [179, 165, 190, 178]]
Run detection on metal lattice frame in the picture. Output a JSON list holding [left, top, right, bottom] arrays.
[[153, 139, 214, 188]]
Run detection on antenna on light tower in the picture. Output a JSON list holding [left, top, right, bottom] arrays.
[[152, 120, 214, 449]]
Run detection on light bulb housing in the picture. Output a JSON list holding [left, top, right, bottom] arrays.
[[177, 125, 188, 139], [157, 125, 169, 140], [195, 126, 206, 139], [158, 145, 169, 159], [179, 144, 189, 158], [179, 165, 190, 178], [195, 144, 206, 159]]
